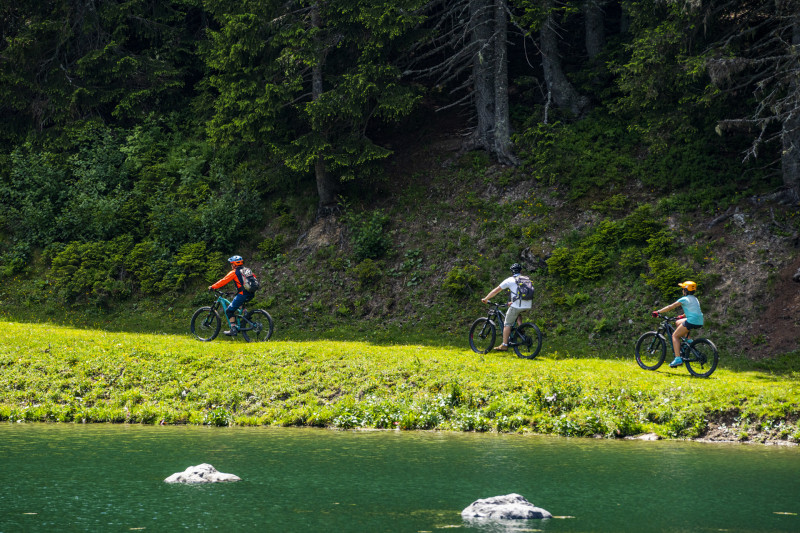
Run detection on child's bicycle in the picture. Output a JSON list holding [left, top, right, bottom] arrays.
[[635, 313, 718, 377], [190, 290, 273, 342], [469, 301, 542, 359]]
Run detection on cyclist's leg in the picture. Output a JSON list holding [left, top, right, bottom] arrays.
[[670, 322, 688, 364], [498, 307, 521, 350], [225, 293, 247, 333]]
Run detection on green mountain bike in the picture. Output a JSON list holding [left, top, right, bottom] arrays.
[[635, 314, 718, 377], [469, 301, 542, 359], [190, 290, 273, 342]]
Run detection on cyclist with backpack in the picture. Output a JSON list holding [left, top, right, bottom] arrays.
[[481, 263, 534, 351], [208, 255, 259, 336]]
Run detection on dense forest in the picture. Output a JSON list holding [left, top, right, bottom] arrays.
[[1, 0, 798, 356]]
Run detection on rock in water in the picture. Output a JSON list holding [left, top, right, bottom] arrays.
[[164, 463, 241, 484], [461, 493, 552, 520]]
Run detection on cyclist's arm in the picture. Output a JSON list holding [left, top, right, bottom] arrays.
[[209, 270, 236, 290], [482, 285, 504, 304], [654, 301, 681, 315]]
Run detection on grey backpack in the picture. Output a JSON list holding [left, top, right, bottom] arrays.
[[240, 267, 260, 292], [515, 275, 534, 301]]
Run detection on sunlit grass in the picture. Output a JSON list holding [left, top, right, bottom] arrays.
[[1, 321, 798, 443]]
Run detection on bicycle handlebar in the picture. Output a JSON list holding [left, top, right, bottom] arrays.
[[652, 313, 677, 322]]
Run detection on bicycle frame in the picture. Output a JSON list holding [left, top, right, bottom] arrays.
[[485, 303, 523, 345], [656, 317, 696, 357], [212, 291, 248, 328]]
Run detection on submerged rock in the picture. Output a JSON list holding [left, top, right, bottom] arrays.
[[164, 463, 241, 484], [461, 493, 552, 520]]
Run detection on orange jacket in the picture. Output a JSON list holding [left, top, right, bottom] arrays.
[[211, 268, 242, 293]]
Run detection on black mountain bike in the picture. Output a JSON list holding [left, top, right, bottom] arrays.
[[469, 301, 542, 359], [635, 314, 718, 377], [190, 290, 273, 342]]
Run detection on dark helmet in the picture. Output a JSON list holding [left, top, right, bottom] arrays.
[[228, 255, 244, 266], [510, 263, 522, 274]]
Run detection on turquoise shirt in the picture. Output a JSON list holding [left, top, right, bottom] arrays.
[[678, 295, 703, 326]]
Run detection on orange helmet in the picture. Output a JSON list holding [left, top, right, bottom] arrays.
[[678, 280, 697, 292]]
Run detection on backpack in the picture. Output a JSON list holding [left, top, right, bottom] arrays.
[[514, 275, 534, 301], [240, 266, 260, 293]]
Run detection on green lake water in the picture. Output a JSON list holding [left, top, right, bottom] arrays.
[[1, 424, 799, 532]]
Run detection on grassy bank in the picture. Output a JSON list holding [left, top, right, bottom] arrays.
[[2, 320, 799, 443]]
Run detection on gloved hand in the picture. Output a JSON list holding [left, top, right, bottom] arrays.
[[651, 311, 659, 317], [677, 314, 685, 319]]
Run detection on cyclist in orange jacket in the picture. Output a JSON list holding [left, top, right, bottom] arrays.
[[208, 255, 254, 336]]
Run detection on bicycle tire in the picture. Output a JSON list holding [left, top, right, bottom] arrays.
[[469, 318, 496, 354], [240, 309, 274, 342], [635, 331, 666, 370], [191, 306, 221, 341], [513, 322, 542, 359], [685, 338, 719, 378]]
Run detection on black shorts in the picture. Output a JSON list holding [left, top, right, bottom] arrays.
[[685, 322, 702, 330]]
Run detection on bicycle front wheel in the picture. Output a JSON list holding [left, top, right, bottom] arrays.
[[469, 318, 496, 354], [685, 338, 719, 378], [513, 322, 542, 359], [635, 331, 666, 370], [241, 309, 274, 342], [191, 306, 221, 341]]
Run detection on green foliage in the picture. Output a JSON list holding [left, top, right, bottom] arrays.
[[49, 239, 222, 303], [513, 115, 641, 199], [645, 230, 675, 259], [258, 235, 287, 261], [570, 247, 610, 282], [546, 248, 574, 279], [350, 259, 383, 289], [49, 236, 135, 305], [642, 257, 694, 298], [442, 265, 480, 297], [345, 209, 392, 261]]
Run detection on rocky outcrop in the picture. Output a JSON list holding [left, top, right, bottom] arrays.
[[164, 463, 241, 484], [461, 493, 552, 520]]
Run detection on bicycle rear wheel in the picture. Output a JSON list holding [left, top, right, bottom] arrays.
[[190, 306, 221, 341], [685, 338, 719, 378], [469, 318, 496, 354], [635, 331, 666, 370], [240, 309, 274, 342], [513, 322, 542, 359]]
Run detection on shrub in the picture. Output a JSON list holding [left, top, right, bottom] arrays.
[[642, 257, 694, 298], [621, 205, 663, 243], [350, 259, 382, 288], [443, 265, 480, 297], [645, 229, 674, 258], [619, 247, 645, 272], [546, 247, 573, 279], [346, 209, 392, 261], [571, 246, 610, 282], [258, 235, 286, 261], [49, 236, 134, 305]]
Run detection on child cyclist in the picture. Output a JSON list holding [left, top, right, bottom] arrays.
[[652, 280, 704, 368], [209, 255, 254, 336]]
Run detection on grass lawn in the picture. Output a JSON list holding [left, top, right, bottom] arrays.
[[1, 320, 799, 443]]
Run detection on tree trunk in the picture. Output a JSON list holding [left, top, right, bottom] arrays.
[[584, 0, 605, 59], [781, 17, 800, 205], [492, 0, 517, 165], [311, 4, 338, 217], [470, 0, 494, 151], [541, 1, 590, 117]]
